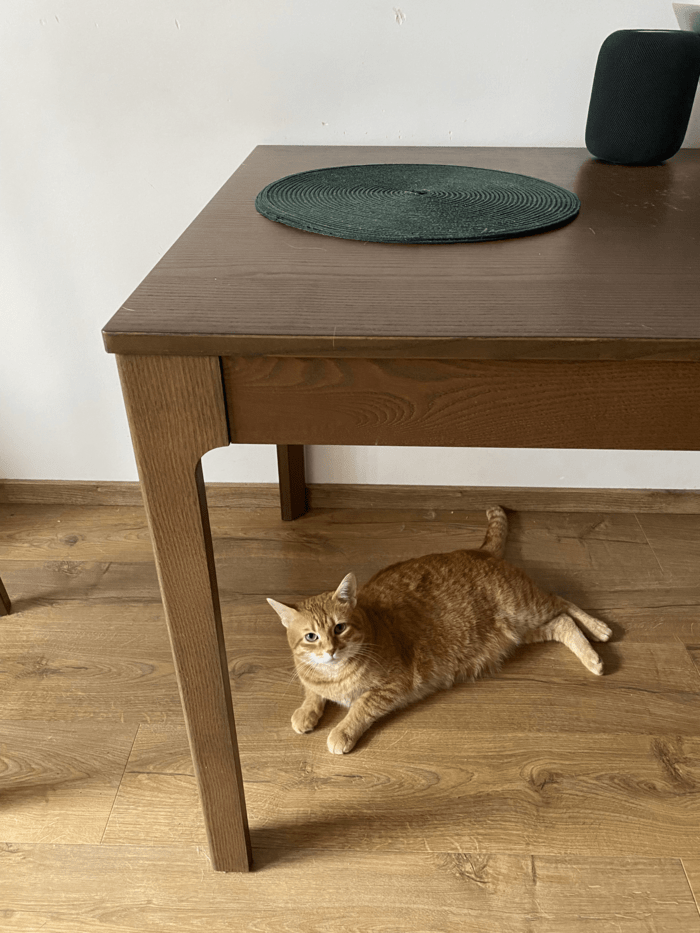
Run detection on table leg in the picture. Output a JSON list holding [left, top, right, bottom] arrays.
[[276, 444, 307, 521], [116, 355, 251, 872], [0, 575, 10, 615]]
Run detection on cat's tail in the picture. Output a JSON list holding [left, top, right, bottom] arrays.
[[480, 506, 508, 559]]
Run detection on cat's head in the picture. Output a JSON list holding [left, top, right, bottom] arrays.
[[267, 573, 364, 669]]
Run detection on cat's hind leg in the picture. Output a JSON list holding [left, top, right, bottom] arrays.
[[480, 506, 508, 559], [523, 613, 604, 675], [560, 600, 612, 642]]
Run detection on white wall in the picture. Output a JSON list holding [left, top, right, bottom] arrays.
[[1, 1, 698, 488]]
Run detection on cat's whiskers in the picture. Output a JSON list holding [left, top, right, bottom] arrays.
[[352, 641, 382, 654], [348, 643, 389, 673], [281, 657, 317, 697], [279, 665, 302, 698]]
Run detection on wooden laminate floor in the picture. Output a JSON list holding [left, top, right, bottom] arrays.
[[1, 494, 699, 931]]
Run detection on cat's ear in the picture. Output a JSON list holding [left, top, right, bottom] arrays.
[[333, 573, 357, 609], [266, 597, 299, 629]]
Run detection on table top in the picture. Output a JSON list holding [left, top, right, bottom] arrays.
[[103, 145, 700, 361]]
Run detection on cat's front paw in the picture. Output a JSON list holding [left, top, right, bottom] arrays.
[[327, 726, 358, 755], [291, 707, 320, 734]]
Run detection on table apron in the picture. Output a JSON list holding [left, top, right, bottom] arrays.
[[220, 357, 700, 451]]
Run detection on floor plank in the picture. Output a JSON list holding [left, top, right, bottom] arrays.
[[683, 859, 700, 917], [0, 507, 674, 602], [0, 722, 137, 843], [1, 844, 697, 933], [0, 498, 698, 930], [636, 513, 700, 585], [101, 724, 700, 858], [0, 602, 178, 722]]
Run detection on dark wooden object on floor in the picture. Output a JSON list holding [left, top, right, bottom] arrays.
[[276, 445, 307, 521], [102, 146, 700, 871], [0, 574, 10, 615]]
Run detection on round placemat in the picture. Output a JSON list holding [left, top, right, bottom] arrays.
[[255, 163, 580, 243]]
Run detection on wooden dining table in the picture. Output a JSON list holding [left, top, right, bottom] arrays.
[[102, 144, 700, 871]]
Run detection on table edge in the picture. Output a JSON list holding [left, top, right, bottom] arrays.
[[101, 330, 700, 362]]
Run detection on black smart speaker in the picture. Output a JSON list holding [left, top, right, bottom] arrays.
[[585, 29, 700, 165]]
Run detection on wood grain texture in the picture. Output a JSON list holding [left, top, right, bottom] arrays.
[[275, 445, 307, 521], [102, 146, 700, 359], [223, 356, 700, 450], [3, 480, 700, 513], [684, 859, 700, 918], [305, 484, 700, 514], [0, 722, 137, 843], [0, 600, 180, 722], [636, 513, 700, 584], [116, 354, 251, 871], [102, 723, 700, 859], [1, 500, 700, 926], [1, 508, 698, 613], [4, 555, 688, 611], [2, 845, 698, 933]]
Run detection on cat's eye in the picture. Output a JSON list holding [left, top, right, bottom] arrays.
[[304, 632, 319, 642], [333, 623, 347, 635]]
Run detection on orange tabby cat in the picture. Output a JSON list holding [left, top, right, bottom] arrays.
[[267, 507, 611, 755]]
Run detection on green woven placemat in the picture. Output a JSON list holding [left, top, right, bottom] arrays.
[[255, 163, 580, 243]]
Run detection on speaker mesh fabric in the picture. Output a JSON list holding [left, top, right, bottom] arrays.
[[585, 29, 700, 165], [255, 163, 580, 243]]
